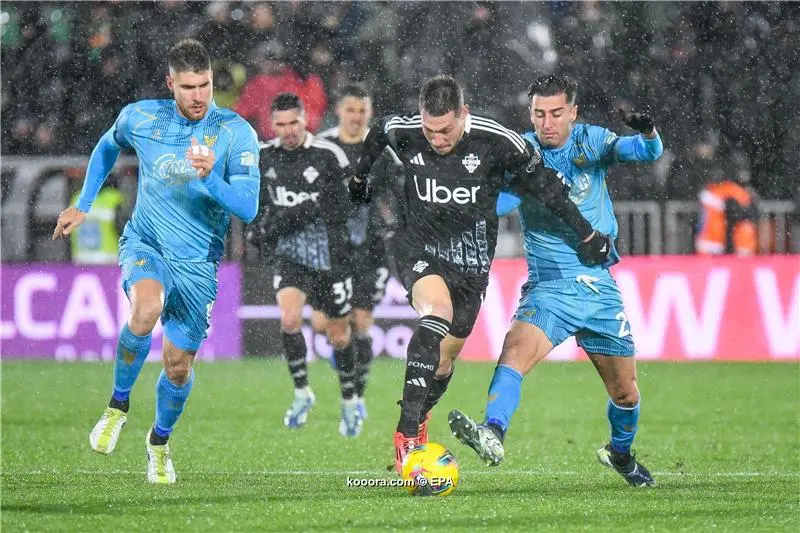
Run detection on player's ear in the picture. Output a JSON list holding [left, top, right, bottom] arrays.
[[461, 104, 470, 117], [166, 75, 174, 93], [571, 105, 578, 122]]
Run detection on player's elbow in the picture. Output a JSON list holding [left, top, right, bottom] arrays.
[[239, 203, 258, 224]]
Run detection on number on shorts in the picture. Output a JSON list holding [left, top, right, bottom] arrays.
[[372, 267, 390, 299], [615, 311, 631, 338], [374, 267, 390, 291], [333, 277, 353, 305], [273, 275, 282, 290]]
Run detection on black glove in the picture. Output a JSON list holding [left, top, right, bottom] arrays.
[[245, 222, 279, 252], [577, 231, 613, 266], [617, 109, 655, 135], [348, 176, 372, 204]]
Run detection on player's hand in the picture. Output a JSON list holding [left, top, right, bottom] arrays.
[[348, 176, 372, 204], [617, 109, 655, 136], [186, 137, 216, 178], [577, 231, 612, 266], [52, 206, 86, 240]]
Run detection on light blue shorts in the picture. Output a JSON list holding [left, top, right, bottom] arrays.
[[514, 271, 636, 356], [119, 237, 218, 351]]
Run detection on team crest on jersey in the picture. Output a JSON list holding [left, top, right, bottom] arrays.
[[412, 260, 429, 273], [265, 167, 277, 179], [204, 135, 218, 148], [462, 153, 481, 173], [303, 166, 319, 183], [572, 153, 588, 168]]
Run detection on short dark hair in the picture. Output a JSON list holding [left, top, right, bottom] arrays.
[[419, 75, 464, 116], [271, 92, 304, 113], [527, 74, 578, 105], [168, 39, 211, 74], [337, 84, 370, 102]]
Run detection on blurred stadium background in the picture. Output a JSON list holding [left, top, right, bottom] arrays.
[[2, 1, 797, 362], [1, 3, 798, 532]]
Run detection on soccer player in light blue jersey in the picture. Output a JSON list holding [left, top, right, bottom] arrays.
[[449, 74, 663, 487], [52, 39, 260, 484]]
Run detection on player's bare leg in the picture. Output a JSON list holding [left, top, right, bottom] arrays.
[[589, 354, 655, 487], [90, 278, 163, 454], [351, 308, 374, 419], [278, 287, 315, 428], [145, 338, 195, 484], [394, 275, 452, 473], [449, 321, 552, 466]]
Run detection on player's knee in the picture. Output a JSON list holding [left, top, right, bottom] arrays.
[[327, 330, 351, 350], [164, 359, 193, 385], [610, 382, 640, 407], [280, 312, 303, 333], [129, 300, 163, 335], [310, 312, 327, 334], [352, 310, 373, 334]]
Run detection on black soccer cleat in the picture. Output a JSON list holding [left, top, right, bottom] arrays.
[[448, 409, 504, 466], [596, 444, 656, 487]]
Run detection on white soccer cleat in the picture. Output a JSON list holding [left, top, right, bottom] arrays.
[[284, 387, 315, 429], [89, 407, 127, 454], [145, 430, 176, 484], [339, 398, 364, 438]]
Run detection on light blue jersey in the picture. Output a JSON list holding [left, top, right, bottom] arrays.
[[497, 123, 662, 282], [75, 99, 260, 350], [77, 99, 260, 262], [498, 123, 662, 357]]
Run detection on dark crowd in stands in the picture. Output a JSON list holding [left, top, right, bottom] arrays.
[[2, 1, 798, 200]]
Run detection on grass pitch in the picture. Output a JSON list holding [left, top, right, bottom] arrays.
[[2, 358, 798, 532]]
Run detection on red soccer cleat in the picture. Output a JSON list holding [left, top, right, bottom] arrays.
[[393, 431, 419, 475], [418, 412, 431, 445]]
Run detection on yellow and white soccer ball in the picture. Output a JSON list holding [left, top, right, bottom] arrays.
[[401, 442, 459, 496]]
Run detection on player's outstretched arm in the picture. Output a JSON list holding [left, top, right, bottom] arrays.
[[53, 128, 123, 239], [613, 109, 663, 162]]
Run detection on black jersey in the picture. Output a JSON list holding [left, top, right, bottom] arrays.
[[319, 126, 404, 248], [356, 113, 540, 276], [257, 133, 351, 270]]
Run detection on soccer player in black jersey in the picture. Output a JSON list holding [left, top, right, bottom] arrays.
[[348, 75, 611, 472], [248, 93, 363, 437], [314, 85, 404, 422]]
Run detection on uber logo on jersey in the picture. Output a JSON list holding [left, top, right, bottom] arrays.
[[272, 186, 320, 207], [414, 175, 480, 204], [303, 166, 319, 183]]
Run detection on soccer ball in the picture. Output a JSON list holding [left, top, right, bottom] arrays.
[[401, 442, 459, 496]]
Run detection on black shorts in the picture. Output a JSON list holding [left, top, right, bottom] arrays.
[[397, 250, 487, 338], [273, 261, 352, 318], [350, 239, 391, 311]]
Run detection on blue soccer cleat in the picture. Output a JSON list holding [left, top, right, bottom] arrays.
[[596, 444, 656, 487], [284, 388, 315, 429], [338, 398, 364, 438]]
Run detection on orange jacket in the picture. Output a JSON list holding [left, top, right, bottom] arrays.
[[695, 181, 758, 255]]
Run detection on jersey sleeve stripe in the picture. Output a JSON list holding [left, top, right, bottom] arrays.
[[470, 117, 526, 153], [311, 139, 350, 168]]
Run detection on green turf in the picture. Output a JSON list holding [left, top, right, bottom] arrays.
[[2, 359, 798, 532]]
